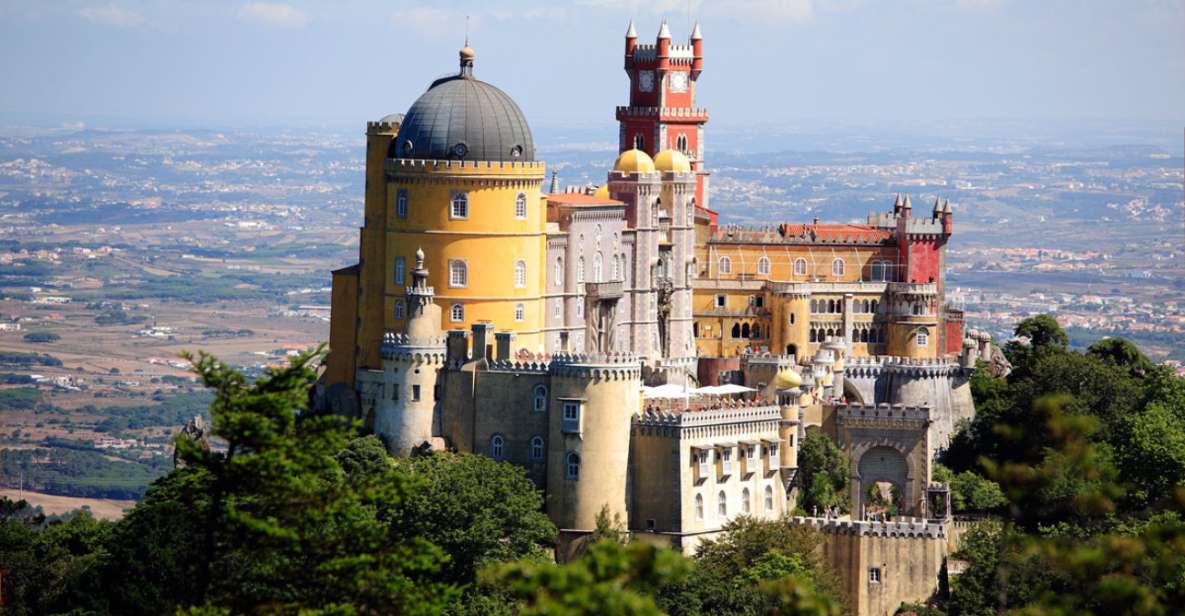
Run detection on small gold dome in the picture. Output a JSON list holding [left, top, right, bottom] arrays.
[[774, 368, 803, 390], [653, 149, 691, 173], [613, 148, 655, 174], [593, 184, 610, 199], [460, 45, 475, 60]]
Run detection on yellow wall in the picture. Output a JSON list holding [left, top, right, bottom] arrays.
[[326, 266, 360, 388], [384, 159, 547, 352], [357, 125, 398, 371]]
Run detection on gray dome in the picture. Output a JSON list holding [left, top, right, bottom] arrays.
[[394, 72, 535, 163]]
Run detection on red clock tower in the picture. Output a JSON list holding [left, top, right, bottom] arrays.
[[618, 20, 716, 226]]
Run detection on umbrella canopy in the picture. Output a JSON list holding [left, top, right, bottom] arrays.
[[693, 384, 757, 396], [642, 383, 693, 399]]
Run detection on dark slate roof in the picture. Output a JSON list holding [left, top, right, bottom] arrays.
[[394, 75, 535, 162]]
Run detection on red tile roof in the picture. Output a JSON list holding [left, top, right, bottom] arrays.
[[546, 193, 624, 206]]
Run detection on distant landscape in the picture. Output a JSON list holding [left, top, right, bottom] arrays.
[[0, 122, 1181, 505]]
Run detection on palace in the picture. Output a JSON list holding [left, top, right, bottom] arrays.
[[321, 22, 984, 615]]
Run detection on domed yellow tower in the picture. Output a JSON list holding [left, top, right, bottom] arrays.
[[385, 44, 547, 353]]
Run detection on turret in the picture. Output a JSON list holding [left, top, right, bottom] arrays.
[[656, 19, 671, 65], [690, 22, 703, 74], [941, 199, 953, 234], [625, 20, 637, 67], [932, 196, 942, 218]]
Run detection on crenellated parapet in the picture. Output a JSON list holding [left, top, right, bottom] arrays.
[[485, 359, 549, 374], [549, 352, 643, 380], [837, 402, 931, 428], [709, 224, 893, 246], [385, 157, 545, 187], [633, 404, 782, 439], [380, 332, 447, 363], [790, 515, 947, 539]]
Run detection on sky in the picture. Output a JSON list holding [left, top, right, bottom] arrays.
[[0, 0, 1183, 135]]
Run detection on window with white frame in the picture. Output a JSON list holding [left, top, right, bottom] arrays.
[[490, 434, 505, 460], [565, 452, 580, 480], [395, 189, 408, 218], [562, 401, 581, 433], [794, 258, 808, 276], [695, 493, 704, 520], [832, 258, 845, 277], [715, 294, 726, 308], [394, 256, 406, 284], [449, 260, 468, 287], [917, 327, 929, 347], [768, 442, 779, 461], [514, 260, 526, 288], [515, 192, 527, 219], [717, 490, 727, 517], [554, 300, 561, 319], [515, 303, 525, 322], [718, 256, 732, 274], [764, 485, 774, 512], [633, 133, 645, 150], [593, 253, 603, 282], [721, 447, 732, 474], [393, 300, 404, 320], [450, 303, 464, 322], [529, 436, 544, 462], [871, 260, 891, 282], [676, 133, 688, 152], [612, 255, 620, 281], [577, 257, 585, 283], [555, 257, 564, 286], [746, 444, 757, 463], [869, 567, 882, 584], [757, 256, 771, 276], [450, 192, 468, 219], [742, 488, 751, 514], [532, 385, 548, 412]]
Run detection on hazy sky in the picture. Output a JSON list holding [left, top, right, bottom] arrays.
[[1, 0, 1182, 131]]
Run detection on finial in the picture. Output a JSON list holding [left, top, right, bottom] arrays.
[[691, 21, 702, 40], [549, 169, 559, 193], [459, 18, 475, 75], [626, 19, 637, 38], [415, 246, 425, 268], [658, 19, 671, 39]]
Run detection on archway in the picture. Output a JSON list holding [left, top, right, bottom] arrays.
[[857, 446, 908, 517], [786, 344, 797, 357]]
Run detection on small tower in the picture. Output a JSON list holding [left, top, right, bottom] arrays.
[[373, 248, 446, 455]]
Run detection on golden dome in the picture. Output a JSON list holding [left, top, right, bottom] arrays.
[[459, 45, 475, 60], [593, 184, 610, 199], [773, 368, 803, 390], [613, 148, 655, 174], [653, 149, 691, 173]]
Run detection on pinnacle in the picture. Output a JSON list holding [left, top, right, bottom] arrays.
[[658, 19, 671, 39], [626, 20, 637, 38], [691, 21, 702, 40]]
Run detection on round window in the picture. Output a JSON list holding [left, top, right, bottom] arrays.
[[510, 144, 523, 158], [452, 142, 469, 158]]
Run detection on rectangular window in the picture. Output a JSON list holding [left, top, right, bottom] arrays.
[[394, 256, 406, 284], [747, 445, 756, 462], [391, 383, 399, 400], [721, 448, 732, 474], [715, 294, 726, 308], [869, 568, 881, 584], [554, 300, 562, 319], [562, 402, 581, 433], [450, 192, 468, 219], [396, 189, 408, 218], [412, 385, 421, 401]]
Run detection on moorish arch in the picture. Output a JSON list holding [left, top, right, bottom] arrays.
[[857, 446, 908, 514]]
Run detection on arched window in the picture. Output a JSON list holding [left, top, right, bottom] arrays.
[[871, 260, 890, 282], [593, 253, 603, 282], [860, 329, 869, 343], [719, 256, 732, 274], [514, 260, 527, 288], [577, 257, 585, 283], [742, 488, 751, 514], [718, 490, 728, 517], [751, 324, 762, 339], [809, 329, 817, 343], [828, 299, 837, 314], [515, 192, 527, 219], [917, 327, 929, 347], [794, 258, 808, 276], [810, 299, 818, 313], [612, 255, 620, 280], [394, 256, 406, 284], [490, 434, 505, 460], [393, 300, 404, 320], [676, 134, 688, 152], [695, 493, 704, 520], [764, 486, 774, 512], [533, 384, 548, 412], [554, 257, 564, 286], [757, 256, 771, 276], [450, 304, 464, 322], [790, 313, 796, 324], [863, 299, 871, 313], [565, 452, 580, 480], [529, 436, 545, 462], [731, 323, 741, 339], [633, 134, 645, 150], [741, 323, 750, 338], [449, 260, 467, 288], [871, 300, 879, 313], [450, 192, 469, 219], [515, 303, 525, 322], [831, 258, 845, 277]]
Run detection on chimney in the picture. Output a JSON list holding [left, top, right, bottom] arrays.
[[446, 329, 469, 363], [471, 322, 494, 361], [494, 331, 516, 361]]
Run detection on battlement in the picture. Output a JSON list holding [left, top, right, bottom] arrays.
[[615, 105, 709, 119], [634, 403, 782, 428], [790, 516, 947, 539], [366, 120, 401, 134], [904, 217, 946, 236], [484, 359, 549, 374], [385, 158, 546, 178], [837, 402, 931, 425], [709, 223, 894, 246], [550, 352, 643, 380], [888, 282, 938, 296], [380, 332, 447, 362]]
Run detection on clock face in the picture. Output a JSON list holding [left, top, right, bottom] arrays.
[[669, 71, 689, 93], [638, 71, 655, 92]]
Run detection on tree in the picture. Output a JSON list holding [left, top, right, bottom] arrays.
[[171, 347, 456, 614], [1087, 338, 1153, 376], [1013, 314, 1068, 352], [387, 451, 556, 586], [797, 428, 849, 513], [488, 540, 690, 616], [0, 502, 112, 616], [933, 464, 1006, 513]]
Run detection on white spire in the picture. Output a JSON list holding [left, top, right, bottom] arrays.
[[690, 21, 702, 40], [626, 20, 637, 38], [658, 19, 671, 39]]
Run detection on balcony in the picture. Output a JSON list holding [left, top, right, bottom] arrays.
[[585, 280, 624, 300]]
